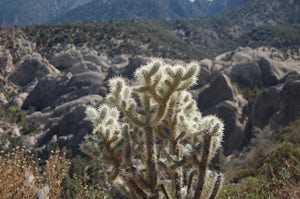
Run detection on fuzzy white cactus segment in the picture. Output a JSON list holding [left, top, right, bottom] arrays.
[[81, 59, 224, 199], [85, 104, 122, 141]]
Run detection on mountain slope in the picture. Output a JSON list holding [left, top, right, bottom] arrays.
[[53, 0, 299, 24], [0, 0, 298, 25], [225, 0, 300, 28], [0, 0, 93, 25], [53, 0, 202, 23], [53, 0, 250, 23], [193, 0, 248, 15]]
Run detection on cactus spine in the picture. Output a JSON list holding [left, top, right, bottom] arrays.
[[81, 59, 224, 199]]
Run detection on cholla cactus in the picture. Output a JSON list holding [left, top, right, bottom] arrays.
[[81, 59, 224, 199]]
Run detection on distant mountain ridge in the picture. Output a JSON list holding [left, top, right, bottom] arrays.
[[0, 0, 247, 25], [193, 0, 247, 14], [0, 0, 299, 26], [0, 0, 93, 25], [53, 0, 201, 23], [53, 0, 250, 23]]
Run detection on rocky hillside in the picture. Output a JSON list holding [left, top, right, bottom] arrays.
[[1, 36, 300, 156], [223, 0, 300, 29], [8, 20, 296, 62]]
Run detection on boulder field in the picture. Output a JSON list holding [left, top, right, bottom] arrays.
[[1, 45, 300, 155]]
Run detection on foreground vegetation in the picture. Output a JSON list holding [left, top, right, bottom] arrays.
[[220, 120, 300, 199], [1, 119, 299, 198], [0, 148, 69, 199]]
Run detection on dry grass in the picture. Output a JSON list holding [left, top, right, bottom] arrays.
[[0, 147, 70, 199]]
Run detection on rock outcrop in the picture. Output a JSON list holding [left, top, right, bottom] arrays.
[[36, 95, 103, 153], [0, 49, 14, 76], [22, 74, 71, 110], [9, 53, 60, 87], [15, 48, 110, 153], [251, 86, 281, 128], [105, 55, 149, 80], [49, 47, 109, 75], [257, 57, 286, 86], [231, 61, 262, 87], [0, 93, 8, 104], [0, 120, 21, 149], [198, 74, 249, 155]]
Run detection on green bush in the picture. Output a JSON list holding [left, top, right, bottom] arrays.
[[0, 105, 26, 123], [220, 176, 274, 199], [220, 120, 300, 199]]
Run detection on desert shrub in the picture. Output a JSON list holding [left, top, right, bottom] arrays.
[[280, 119, 300, 144], [220, 176, 274, 199], [220, 120, 300, 199], [0, 105, 26, 124], [236, 85, 261, 104], [0, 148, 70, 199], [261, 142, 300, 178], [227, 168, 256, 183], [62, 176, 110, 199], [62, 155, 111, 199]]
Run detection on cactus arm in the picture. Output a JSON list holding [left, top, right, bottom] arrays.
[[170, 115, 182, 199], [101, 141, 121, 166], [209, 174, 223, 199], [124, 136, 151, 192], [138, 90, 159, 196], [170, 154, 195, 170], [159, 184, 170, 199], [124, 176, 148, 199], [173, 170, 182, 199], [147, 82, 164, 103], [150, 78, 180, 127], [194, 134, 212, 199], [107, 168, 120, 183], [187, 169, 198, 198], [150, 63, 197, 127], [130, 191, 138, 199], [136, 63, 163, 103], [125, 107, 146, 127], [144, 125, 159, 199]]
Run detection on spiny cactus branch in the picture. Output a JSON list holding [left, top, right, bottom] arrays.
[[124, 137, 151, 192], [194, 134, 212, 199], [159, 184, 170, 199], [125, 177, 148, 199], [187, 169, 198, 196], [144, 125, 159, 198], [209, 174, 223, 199]]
